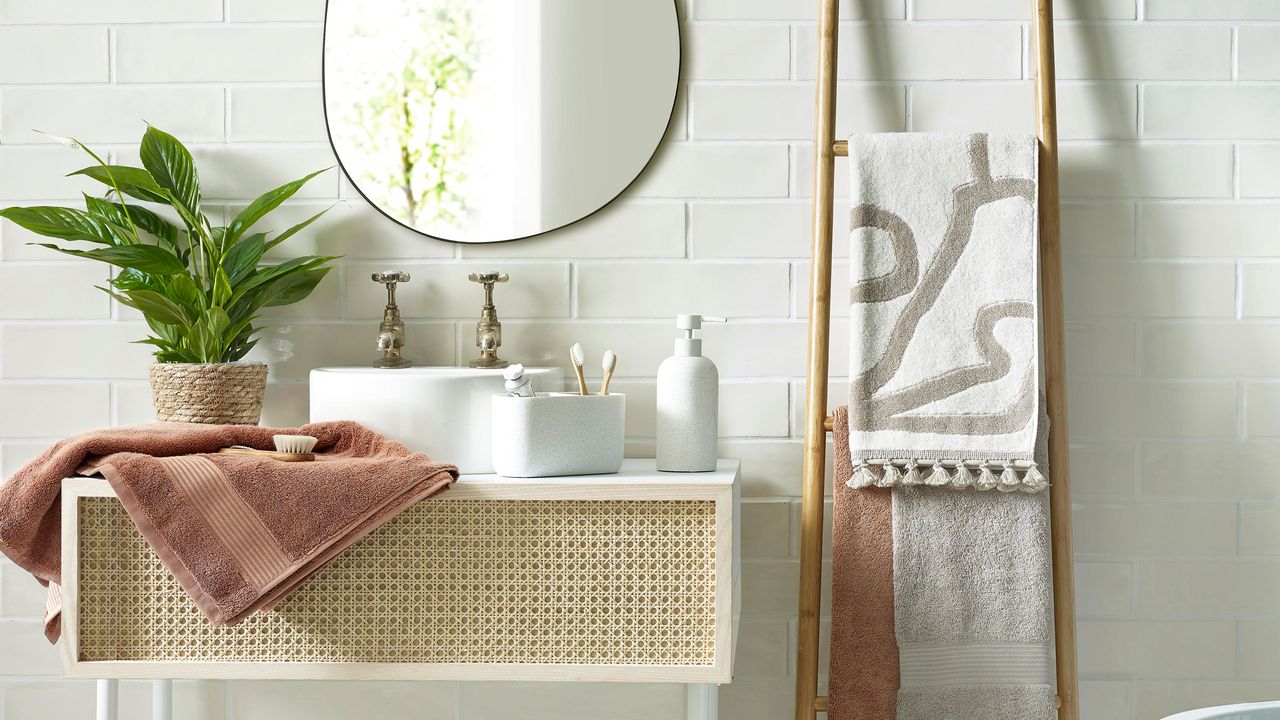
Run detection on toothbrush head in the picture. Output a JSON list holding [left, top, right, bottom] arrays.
[[602, 350, 616, 373], [570, 343, 584, 367], [503, 363, 525, 381]]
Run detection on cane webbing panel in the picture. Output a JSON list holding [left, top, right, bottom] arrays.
[[77, 497, 718, 665]]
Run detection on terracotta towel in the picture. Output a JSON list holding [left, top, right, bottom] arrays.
[[828, 405, 900, 720], [0, 421, 458, 642]]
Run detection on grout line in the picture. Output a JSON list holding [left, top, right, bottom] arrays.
[[1231, 26, 1240, 81]]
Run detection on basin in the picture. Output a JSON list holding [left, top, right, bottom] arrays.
[[309, 366, 562, 473]]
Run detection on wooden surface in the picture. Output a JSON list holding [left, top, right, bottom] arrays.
[[1034, 1, 1080, 718], [794, 0, 841, 717], [62, 461, 741, 683]]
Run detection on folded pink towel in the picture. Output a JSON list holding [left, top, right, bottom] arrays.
[[0, 421, 458, 642]]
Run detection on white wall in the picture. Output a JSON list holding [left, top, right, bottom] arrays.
[[0, 0, 1277, 718]]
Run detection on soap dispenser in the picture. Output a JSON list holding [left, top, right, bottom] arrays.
[[657, 314, 724, 473]]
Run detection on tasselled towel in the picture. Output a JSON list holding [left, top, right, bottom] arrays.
[[846, 132, 1046, 492], [0, 421, 458, 641]]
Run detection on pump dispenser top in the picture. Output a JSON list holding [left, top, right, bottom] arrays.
[[673, 314, 725, 357]]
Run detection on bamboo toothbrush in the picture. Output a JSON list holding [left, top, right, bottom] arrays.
[[599, 350, 617, 395], [570, 343, 589, 395]]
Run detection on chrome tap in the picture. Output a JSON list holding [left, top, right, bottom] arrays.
[[372, 271, 412, 369], [468, 271, 509, 369]]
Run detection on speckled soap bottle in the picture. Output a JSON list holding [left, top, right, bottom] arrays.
[[656, 314, 723, 473]]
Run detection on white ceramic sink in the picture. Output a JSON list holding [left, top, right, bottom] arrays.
[[309, 366, 561, 473]]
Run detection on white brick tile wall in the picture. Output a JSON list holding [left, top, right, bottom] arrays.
[[685, 25, 791, 81], [1144, 86, 1280, 140], [577, 261, 790, 318], [690, 84, 905, 140], [1138, 562, 1280, 616], [910, 83, 1139, 140], [1146, 0, 1280, 20], [114, 27, 323, 83], [0, 264, 109, 319], [228, 87, 327, 143], [1142, 203, 1280, 257], [0, 0, 223, 23], [0, 28, 107, 84], [1078, 621, 1236, 678], [1065, 260, 1236, 318], [794, 25, 1022, 81], [1, 87, 225, 144], [231, 681, 455, 720], [227, 0, 324, 23], [0, 3, 1277, 718], [1240, 144, 1280, 198], [693, 0, 904, 21], [1237, 27, 1280, 81], [914, 0, 1135, 20], [1063, 203, 1136, 256], [1054, 26, 1232, 80], [1060, 144, 1234, 198]]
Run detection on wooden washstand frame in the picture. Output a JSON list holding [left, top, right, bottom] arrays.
[[792, 1, 1078, 718]]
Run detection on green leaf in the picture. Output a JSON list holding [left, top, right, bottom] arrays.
[[68, 165, 168, 203], [1, 206, 131, 245], [231, 255, 336, 302], [264, 204, 336, 252], [225, 168, 332, 245], [212, 267, 233, 306], [262, 267, 331, 307], [139, 127, 201, 216], [107, 201, 181, 248], [222, 233, 267, 284], [165, 274, 206, 313], [226, 338, 259, 362], [103, 288, 192, 326], [41, 243, 187, 275]]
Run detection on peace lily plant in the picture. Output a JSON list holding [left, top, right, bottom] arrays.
[[0, 126, 337, 424]]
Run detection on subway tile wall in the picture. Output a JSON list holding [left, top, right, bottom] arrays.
[[0, 0, 1275, 718]]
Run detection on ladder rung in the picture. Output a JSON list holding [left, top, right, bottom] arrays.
[[815, 695, 829, 712], [833, 140, 848, 156], [823, 415, 834, 432]]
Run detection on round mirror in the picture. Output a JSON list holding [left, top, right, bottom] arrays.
[[323, 0, 680, 244]]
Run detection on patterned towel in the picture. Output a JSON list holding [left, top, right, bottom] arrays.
[[846, 132, 1046, 492]]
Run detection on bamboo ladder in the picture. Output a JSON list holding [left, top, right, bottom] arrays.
[[792, 0, 1078, 718]]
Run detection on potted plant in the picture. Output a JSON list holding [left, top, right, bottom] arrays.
[[0, 127, 337, 425]]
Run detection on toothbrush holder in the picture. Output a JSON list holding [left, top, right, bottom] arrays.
[[492, 393, 626, 477]]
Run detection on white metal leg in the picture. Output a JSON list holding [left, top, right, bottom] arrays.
[[153, 679, 173, 720], [684, 683, 718, 720], [95, 679, 118, 720]]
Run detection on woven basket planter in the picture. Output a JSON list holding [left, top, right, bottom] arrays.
[[149, 362, 268, 425]]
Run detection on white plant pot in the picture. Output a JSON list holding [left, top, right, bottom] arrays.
[[492, 393, 626, 477]]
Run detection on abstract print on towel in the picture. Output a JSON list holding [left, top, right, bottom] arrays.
[[846, 133, 1045, 492]]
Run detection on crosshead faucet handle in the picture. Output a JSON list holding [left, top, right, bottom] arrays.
[[468, 271, 508, 285], [372, 271, 410, 304], [372, 271, 410, 285]]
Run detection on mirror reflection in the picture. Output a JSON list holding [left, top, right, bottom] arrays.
[[324, 0, 680, 244]]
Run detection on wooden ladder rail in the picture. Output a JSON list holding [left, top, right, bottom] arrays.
[[792, 0, 1078, 718]]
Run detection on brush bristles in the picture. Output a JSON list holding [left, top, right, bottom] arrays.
[[273, 435, 318, 454], [570, 343, 584, 366], [602, 350, 616, 372]]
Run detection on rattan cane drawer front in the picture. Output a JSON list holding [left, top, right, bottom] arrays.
[[76, 497, 719, 668]]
